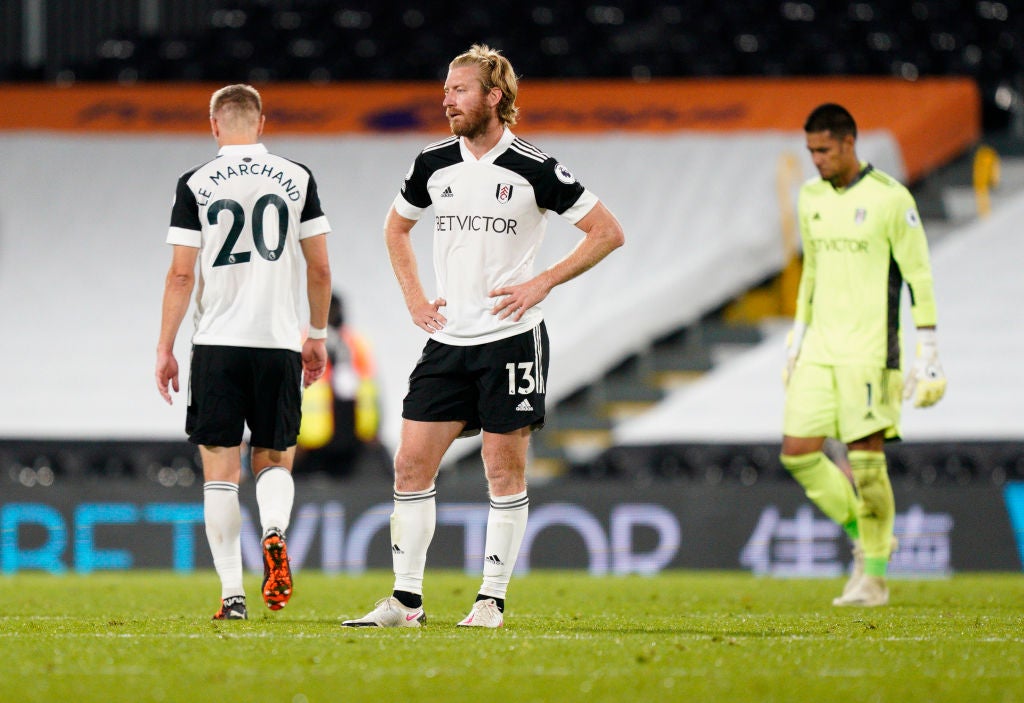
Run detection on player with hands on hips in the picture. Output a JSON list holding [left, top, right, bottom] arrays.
[[341, 44, 624, 630]]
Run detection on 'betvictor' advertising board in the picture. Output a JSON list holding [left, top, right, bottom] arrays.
[[3, 478, 1022, 574]]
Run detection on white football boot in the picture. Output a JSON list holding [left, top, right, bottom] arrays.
[[833, 575, 889, 607], [341, 596, 425, 627], [457, 598, 504, 628], [838, 537, 898, 600]]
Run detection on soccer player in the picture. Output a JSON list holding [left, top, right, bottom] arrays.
[[781, 103, 947, 607], [342, 44, 624, 628], [155, 84, 332, 620]]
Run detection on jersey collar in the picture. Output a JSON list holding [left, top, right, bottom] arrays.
[[832, 162, 873, 192], [458, 126, 515, 164], [217, 143, 270, 157]]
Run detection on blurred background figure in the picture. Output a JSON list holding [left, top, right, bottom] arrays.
[[296, 291, 382, 478]]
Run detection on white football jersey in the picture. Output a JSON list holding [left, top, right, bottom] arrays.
[[394, 127, 598, 345], [167, 143, 330, 352]]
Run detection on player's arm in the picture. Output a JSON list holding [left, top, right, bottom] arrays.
[[384, 205, 446, 333], [491, 200, 624, 321], [890, 196, 946, 407], [300, 233, 332, 387], [891, 197, 937, 329], [784, 191, 816, 384], [156, 244, 198, 404]]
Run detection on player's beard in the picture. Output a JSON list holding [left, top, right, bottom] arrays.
[[448, 101, 491, 140]]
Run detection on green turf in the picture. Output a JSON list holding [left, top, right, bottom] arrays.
[[1, 571, 1023, 702]]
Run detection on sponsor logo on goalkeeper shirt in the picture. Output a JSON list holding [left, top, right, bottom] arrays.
[[808, 238, 869, 253]]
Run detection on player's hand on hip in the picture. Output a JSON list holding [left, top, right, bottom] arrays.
[[302, 337, 327, 387], [155, 350, 179, 405], [903, 328, 947, 408], [490, 280, 549, 321], [412, 298, 446, 333], [782, 321, 806, 387]]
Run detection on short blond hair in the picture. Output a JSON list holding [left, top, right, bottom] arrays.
[[449, 44, 519, 126], [209, 84, 262, 125]]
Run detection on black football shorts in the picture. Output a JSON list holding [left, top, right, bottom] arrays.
[[186, 344, 302, 450], [403, 322, 549, 437]]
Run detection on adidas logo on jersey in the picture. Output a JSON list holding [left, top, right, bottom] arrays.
[[516, 399, 533, 412], [440, 186, 454, 198]]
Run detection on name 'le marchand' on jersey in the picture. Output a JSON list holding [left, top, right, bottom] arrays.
[[795, 164, 937, 370], [394, 127, 599, 346], [166, 143, 331, 352]]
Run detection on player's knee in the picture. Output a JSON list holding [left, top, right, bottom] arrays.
[[779, 451, 820, 475], [852, 465, 889, 511], [392, 448, 437, 491]]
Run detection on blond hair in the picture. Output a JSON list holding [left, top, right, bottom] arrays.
[[209, 84, 262, 127], [449, 44, 519, 126]]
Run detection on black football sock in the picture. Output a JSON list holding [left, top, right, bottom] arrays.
[[477, 593, 504, 612], [393, 590, 422, 609]]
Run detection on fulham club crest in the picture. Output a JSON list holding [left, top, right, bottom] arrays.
[[496, 183, 514, 204]]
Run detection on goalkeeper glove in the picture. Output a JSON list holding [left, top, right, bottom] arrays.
[[903, 328, 947, 408], [782, 321, 806, 387]]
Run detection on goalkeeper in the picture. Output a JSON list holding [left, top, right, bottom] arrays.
[[780, 103, 946, 607]]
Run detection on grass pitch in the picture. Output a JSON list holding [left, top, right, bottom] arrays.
[[1, 570, 1022, 703]]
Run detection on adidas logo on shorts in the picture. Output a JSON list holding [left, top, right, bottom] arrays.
[[516, 399, 533, 412]]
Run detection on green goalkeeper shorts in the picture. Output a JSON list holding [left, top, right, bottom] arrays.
[[784, 362, 903, 443]]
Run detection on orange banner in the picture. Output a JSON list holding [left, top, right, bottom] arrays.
[[2, 78, 978, 181]]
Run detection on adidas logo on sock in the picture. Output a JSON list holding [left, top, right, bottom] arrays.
[[486, 554, 504, 566], [440, 186, 454, 198], [516, 399, 533, 412], [392, 544, 405, 555]]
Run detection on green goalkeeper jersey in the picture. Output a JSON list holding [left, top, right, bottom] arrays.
[[795, 163, 937, 369]]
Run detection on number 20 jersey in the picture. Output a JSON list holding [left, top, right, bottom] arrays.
[[167, 143, 331, 352], [395, 127, 598, 345]]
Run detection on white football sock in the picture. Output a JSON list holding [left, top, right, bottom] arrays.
[[391, 486, 437, 596], [479, 490, 529, 600], [255, 466, 294, 536], [204, 481, 243, 599]]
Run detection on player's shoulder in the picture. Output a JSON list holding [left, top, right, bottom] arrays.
[[496, 136, 553, 171], [178, 156, 218, 183], [406, 136, 461, 178], [799, 175, 830, 196], [260, 150, 316, 178], [864, 166, 906, 191], [418, 135, 461, 161], [494, 136, 575, 189], [862, 166, 916, 206]]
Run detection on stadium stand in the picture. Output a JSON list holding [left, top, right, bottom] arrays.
[[1, 1, 1022, 484], [2, 1, 1023, 136]]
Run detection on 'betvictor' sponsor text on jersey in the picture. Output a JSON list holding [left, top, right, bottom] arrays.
[[434, 214, 518, 234]]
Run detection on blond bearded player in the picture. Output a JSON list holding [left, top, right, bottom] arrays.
[[342, 45, 624, 628]]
